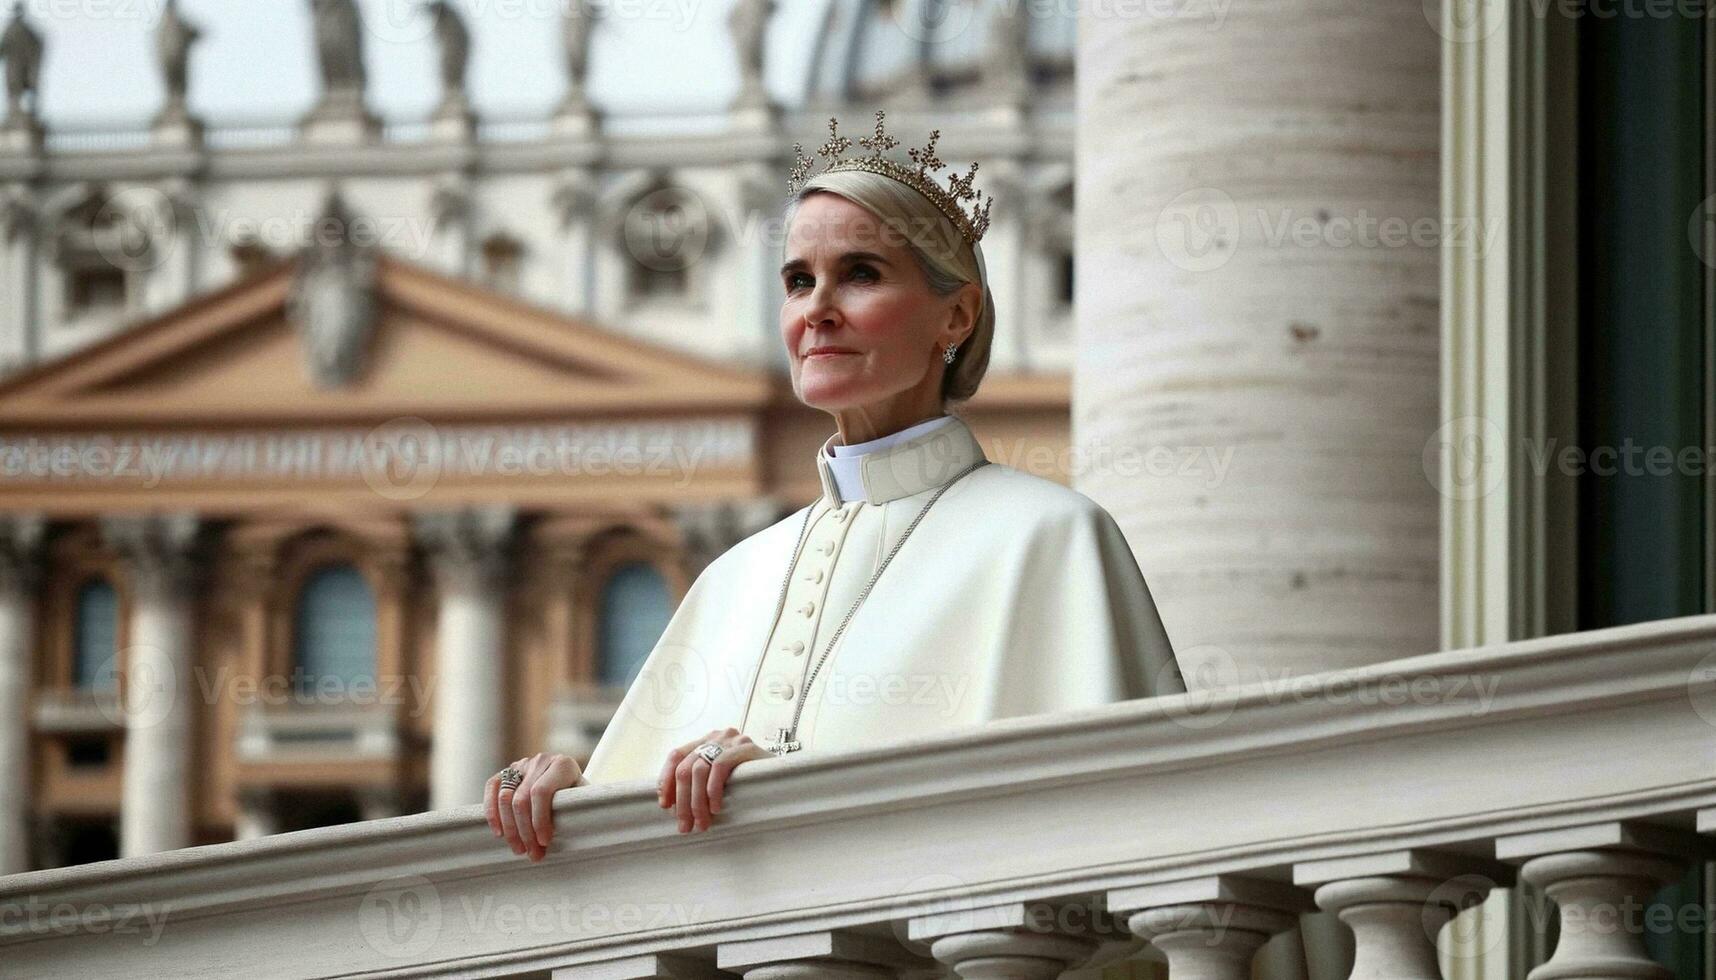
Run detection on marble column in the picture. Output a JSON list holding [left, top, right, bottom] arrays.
[[1076, 0, 1441, 681], [103, 513, 203, 857], [979, 0, 1030, 126], [1, 194, 40, 371], [416, 506, 516, 809], [0, 514, 44, 873]]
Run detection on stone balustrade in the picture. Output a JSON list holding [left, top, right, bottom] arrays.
[[3, 615, 1715, 979]]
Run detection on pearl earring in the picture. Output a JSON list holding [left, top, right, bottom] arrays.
[[943, 343, 958, 364]]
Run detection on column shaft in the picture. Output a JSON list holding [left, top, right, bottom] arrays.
[[418, 507, 515, 809], [2, 204, 40, 368], [0, 515, 43, 873], [119, 575, 196, 855], [430, 569, 504, 806], [106, 514, 202, 858]]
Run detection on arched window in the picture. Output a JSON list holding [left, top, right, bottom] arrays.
[[292, 564, 377, 698], [597, 562, 673, 688], [71, 579, 119, 691]]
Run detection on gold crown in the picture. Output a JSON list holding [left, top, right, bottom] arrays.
[[788, 109, 993, 246]]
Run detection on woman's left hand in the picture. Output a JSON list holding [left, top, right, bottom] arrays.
[[658, 727, 773, 833]]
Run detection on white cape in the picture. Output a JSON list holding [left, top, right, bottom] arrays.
[[583, 417, 1186, 785]]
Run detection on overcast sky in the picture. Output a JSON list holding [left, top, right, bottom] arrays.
[[11, 0, 831, 126]]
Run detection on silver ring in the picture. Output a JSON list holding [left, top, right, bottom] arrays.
[[498, 766, 524, 792], [695, 742, 723, 764]]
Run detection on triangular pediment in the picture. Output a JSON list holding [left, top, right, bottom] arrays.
[[0, 252, 771, 425]]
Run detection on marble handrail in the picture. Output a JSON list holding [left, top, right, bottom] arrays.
[[3, 615, 1715, 979]]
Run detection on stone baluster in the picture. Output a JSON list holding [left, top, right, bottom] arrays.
[[1109, 875, 1313, 980], [553, 953, 729, 980], [0, 514, 43, 873], [415, 506, 517, 809], [719, 930, 933, 980], [233, 787, 278, 841], [103, 513, 204, 857], [1294, 849, 1508, 980], [1496, 822, 1707, 980], [906, 899, 1128, 980], [356, 786, 401, 822]]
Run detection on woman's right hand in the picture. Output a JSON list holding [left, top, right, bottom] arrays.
[[485, 752, 586, 862]]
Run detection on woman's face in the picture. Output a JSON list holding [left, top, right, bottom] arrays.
[[779, 192, 975, 415]]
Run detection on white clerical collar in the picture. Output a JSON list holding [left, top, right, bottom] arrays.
[[814, 413, 987, 505]]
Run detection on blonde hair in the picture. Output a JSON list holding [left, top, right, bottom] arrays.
[[782, 169, 995, 406]]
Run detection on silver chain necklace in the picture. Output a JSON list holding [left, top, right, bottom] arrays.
[[752, 457, 991, 756]]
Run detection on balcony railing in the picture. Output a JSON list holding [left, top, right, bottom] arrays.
[[3, 616, 1715, 979], [235, 702, 404, 764]]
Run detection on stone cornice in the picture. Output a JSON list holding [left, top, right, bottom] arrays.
[[0, 110, 1074, 186], [3, 614, 1714, 977]]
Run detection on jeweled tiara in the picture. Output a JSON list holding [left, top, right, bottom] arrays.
[[788, 109, 994, 246]]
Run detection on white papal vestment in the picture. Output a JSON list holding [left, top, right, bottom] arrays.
[[581, 414, 1186, 784]]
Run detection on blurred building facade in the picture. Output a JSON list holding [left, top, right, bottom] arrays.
[[0, 0, 1078, 870]]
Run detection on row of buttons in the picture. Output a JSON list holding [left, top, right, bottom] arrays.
[[753, 501, 862, 711]]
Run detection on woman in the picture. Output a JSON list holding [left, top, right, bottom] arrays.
[[486, 112, 1187, 862]]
